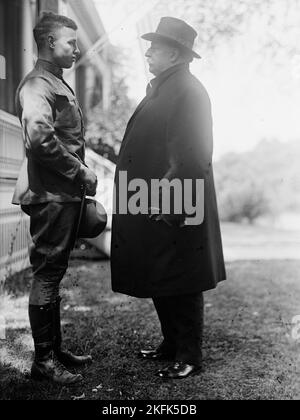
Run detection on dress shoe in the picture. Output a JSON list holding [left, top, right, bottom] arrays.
[[157, 361, 202, 379], [31, 350, 83, 385], [139, 348, 175, 361], [55, 349, 92, 367]]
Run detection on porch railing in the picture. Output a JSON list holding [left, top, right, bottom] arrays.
[[0, 110, 29, 283]]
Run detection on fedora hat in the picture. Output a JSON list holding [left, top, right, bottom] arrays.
[[141, 17, 201, 59], [78, 198, 107, 239]]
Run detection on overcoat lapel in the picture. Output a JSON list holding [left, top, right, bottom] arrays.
[[124, 95, 150, 137], [121, 65, 187, 153], [121, 86, 155, 147]]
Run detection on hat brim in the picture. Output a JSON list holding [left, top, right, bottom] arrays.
[[141, 32, 201, 59]]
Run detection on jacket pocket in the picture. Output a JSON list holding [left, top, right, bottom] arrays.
[[54, 93, 79, 128]]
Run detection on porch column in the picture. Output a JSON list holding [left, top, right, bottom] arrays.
[[21, 0, 34, 78]]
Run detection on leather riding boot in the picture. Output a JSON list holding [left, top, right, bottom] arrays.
[[29, 304, 83, 385], [53, 297, 92, 367]]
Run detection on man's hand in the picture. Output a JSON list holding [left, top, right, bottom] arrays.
[[149, 213, 171, 226], [148, 208, 185, 227], [78, 164, 98, 196]]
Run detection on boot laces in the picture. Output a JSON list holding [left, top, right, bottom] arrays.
[[50, 351, 70, 377]]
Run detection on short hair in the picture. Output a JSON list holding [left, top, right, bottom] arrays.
[[159, 38, 194, 64], [178, 48, 194, 64], [33, 12, 78, 50]]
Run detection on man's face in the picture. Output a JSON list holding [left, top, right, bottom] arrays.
[[51, 26, 80, 69], [145, 40, 175, 76]]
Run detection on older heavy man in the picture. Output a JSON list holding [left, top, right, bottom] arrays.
[[111, 17, 226, 379], [12, 12, 97, 385]]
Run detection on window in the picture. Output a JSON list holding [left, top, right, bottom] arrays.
[[0, 0, 22, 115]]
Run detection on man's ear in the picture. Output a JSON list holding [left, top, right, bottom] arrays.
[[171, 48, 180, 63], [48, 34, 55, 49]]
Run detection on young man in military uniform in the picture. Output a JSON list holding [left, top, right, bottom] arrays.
[[12, 12, 97, 385]]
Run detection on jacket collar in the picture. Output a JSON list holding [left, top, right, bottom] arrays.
[[147, 63, 189, 95], [36, 59, 63, 79]]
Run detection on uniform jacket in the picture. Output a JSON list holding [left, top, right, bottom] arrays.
[[111, 64, 226, 298], [12, 59, 85, 205]]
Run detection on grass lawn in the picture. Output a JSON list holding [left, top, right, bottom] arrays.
[[1, 259, 300, 400]]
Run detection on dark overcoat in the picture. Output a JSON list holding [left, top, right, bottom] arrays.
[[111, 64, 226, 298]]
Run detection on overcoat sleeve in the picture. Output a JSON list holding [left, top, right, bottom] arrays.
[[19, 77, 81, 181]]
